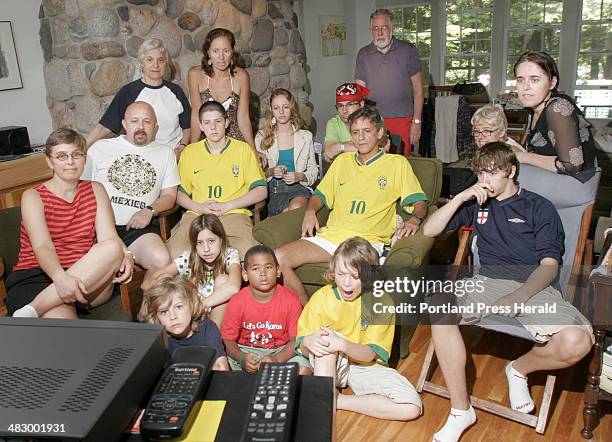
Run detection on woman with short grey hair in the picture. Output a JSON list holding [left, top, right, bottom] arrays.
[[86, 38, 191, 152], [471, 104, 525, 152]]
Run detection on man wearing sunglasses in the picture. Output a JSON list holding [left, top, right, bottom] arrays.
[[356, 9, 423, 156]]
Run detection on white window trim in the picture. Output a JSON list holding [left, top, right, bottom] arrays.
[[378, 0, 608, 97]]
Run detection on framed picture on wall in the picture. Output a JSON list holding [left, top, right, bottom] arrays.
[[0, 21, 23, 91], [320, 15, 346, 57]]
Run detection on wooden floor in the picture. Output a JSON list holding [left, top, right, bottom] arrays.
[[336, 324, 611, 442]]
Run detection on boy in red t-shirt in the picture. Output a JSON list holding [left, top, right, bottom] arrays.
[[221, 245, 311, 373]]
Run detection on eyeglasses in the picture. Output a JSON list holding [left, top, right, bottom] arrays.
[[370, 25, 390, 32], [472, 128, 500, 138], [51, 151, 86, 161], [335, 101, 361, 110]]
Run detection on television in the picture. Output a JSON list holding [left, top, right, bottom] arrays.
[[0, 318, 167, 441]]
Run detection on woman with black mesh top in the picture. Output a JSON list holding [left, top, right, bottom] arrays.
[[513, 51, 597, 184]]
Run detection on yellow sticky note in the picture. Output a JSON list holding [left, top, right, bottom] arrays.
[[170, 400, 226, 442]]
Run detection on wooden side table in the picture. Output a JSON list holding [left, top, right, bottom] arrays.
[[581, 235, 612, 439]]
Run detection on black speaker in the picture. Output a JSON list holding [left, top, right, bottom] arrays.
[[0, 126, 31, 156]]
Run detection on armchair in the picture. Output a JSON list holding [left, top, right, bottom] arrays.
[[416, 202, 596, 434], [253, 156, 442, 290], [253, 156, 443, 359], [0, 206, 180, 321]]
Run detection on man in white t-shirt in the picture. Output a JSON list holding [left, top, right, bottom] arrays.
[[83, 101, 180, 273]]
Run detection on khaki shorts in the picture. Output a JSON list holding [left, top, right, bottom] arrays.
[[309, 352, 422, 413], [457, 275, 594, 344]]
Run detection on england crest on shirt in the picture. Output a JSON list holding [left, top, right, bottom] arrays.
[[477, 209, 489, 224]]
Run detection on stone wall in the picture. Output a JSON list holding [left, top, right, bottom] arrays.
[[39, 0, 311, 135]]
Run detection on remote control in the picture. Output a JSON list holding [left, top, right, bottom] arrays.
[[140, 362, 211, 440], [241, 362, 299, 442]]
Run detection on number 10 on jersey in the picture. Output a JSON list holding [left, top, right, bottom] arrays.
[[350, 200, 366, 214], [208, 185, 222, 198]]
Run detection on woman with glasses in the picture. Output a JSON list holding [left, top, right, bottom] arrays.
[[6, 128, 134, 319], [471, 105, 525, 152], [255, 88, 318, 216]]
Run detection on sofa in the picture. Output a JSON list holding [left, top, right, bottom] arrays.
[[253, 156, 443, 359]]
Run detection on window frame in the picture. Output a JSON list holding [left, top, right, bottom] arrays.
[[388, 2, 433, 85], [379, 0, 610, 108], [443, 2, 494, 85]]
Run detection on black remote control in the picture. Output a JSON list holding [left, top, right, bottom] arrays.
[[140, 362, 211, 440], [241, 362, 299, 442]]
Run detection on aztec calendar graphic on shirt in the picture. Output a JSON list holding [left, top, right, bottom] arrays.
[[107, 154, 156, 196]]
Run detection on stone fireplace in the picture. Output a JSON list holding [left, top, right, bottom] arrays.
[[39, 0, 311, 135]]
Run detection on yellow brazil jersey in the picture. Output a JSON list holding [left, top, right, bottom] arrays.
[[314, 151, 427, 245], [178, 137, 266, 217], [296, 284, 394, 365]]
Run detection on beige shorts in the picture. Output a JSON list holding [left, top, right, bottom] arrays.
[[457, 275, 594, 344], [309, 352, 422, 413], [302, 236, 384, 257]]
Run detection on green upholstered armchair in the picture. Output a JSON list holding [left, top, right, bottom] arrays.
[[254, 156, 443, 288], [0, 206, 130, 321], [253, 157, 443, 359]]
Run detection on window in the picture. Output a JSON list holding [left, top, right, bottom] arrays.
[[390, 3, 432, 85], [506, 0, 564, 88], [445, 0, 493, 85], [575, 0, 612, 118]]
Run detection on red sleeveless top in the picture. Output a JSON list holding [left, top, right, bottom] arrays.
[[13, 180, 98, 271]]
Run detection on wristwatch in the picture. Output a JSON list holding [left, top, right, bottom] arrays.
[[145, 205, 156, 216], [413, 118, 421, 124]]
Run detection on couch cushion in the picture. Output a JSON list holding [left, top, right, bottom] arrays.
[[0, 207, 22, 274], [407, 157, 443, 206]]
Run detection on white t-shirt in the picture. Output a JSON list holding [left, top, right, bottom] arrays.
[[98, 79, 191, 149], [174, 247, 240, 297], [83, 135, 180, 225]]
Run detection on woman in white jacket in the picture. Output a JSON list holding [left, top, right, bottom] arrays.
[[255, 89, 318, 216]]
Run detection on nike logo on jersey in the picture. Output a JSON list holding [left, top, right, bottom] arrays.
[[339, 182, 346, 186], [194, 169, 205, 174], [507, 218, 525, 223]]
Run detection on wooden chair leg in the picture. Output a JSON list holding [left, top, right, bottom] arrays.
[[119, 268, 146, 321], [0, 257, 6, 317], [535, 374, 556, 434], [416, 339, 436, 392]]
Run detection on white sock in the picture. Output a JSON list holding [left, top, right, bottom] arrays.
[[432, 406, 476, 442], [505, 361, 535, 413], [12, 304, 39, 318]]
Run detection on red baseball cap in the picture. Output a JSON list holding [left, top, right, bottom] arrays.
[[336, 82, 369, 103]]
